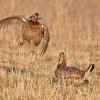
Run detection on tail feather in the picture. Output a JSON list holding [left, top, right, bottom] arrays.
[[84, 64, 95, 79]]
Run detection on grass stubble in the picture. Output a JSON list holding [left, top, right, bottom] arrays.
[[0, 0, 100, 100]]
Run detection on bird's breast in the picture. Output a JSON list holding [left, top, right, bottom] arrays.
[[23, 23, 44, 45]]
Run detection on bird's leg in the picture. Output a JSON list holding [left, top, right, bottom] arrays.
[[28, 47, 37, 56], [28, 50, 37, 56], [18, 41, 25, 47]]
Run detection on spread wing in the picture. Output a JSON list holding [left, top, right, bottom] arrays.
[[39, 24, 50, 56], [0, 15, 28, 29]]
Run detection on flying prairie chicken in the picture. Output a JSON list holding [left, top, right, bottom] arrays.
[[54, 52, 95, 86], [0, 13, 50, 56]]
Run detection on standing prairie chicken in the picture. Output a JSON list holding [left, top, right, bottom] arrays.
[[0, 13, 50, 56], [54, 52, 95, 86]]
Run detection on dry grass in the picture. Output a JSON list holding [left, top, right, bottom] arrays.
[[0, 0, 100, 100]]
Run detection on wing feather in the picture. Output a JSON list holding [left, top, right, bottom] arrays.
[[40, 24, 50, 56], [0, 15, 27, 29]]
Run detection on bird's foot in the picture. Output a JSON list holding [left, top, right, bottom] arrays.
[[28, 50, 37, 56], [18, 42, 24, 47]]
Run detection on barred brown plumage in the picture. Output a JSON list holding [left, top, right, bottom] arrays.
[[54, 52, 95, 86], [0, 13, 50, 56]]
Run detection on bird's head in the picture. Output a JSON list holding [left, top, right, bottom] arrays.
[[29, 13, 42, 22], [58, 52, 66, 67]]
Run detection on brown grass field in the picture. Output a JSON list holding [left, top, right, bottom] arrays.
[[0, 0, 100, 100]]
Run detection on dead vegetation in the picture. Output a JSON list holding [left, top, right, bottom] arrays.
[[0, 0, 100, 100]]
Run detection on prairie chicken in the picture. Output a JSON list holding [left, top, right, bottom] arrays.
[[0, 13, 50, 55], [54, 52, 95, 86]]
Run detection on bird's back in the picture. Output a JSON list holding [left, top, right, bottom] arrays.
[[55, 65, 85, 80]]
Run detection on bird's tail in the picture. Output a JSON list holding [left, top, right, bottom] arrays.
[[84, 64, 95, 79]]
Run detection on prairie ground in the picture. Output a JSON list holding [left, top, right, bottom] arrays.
[[0, 0, 100, 100]]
